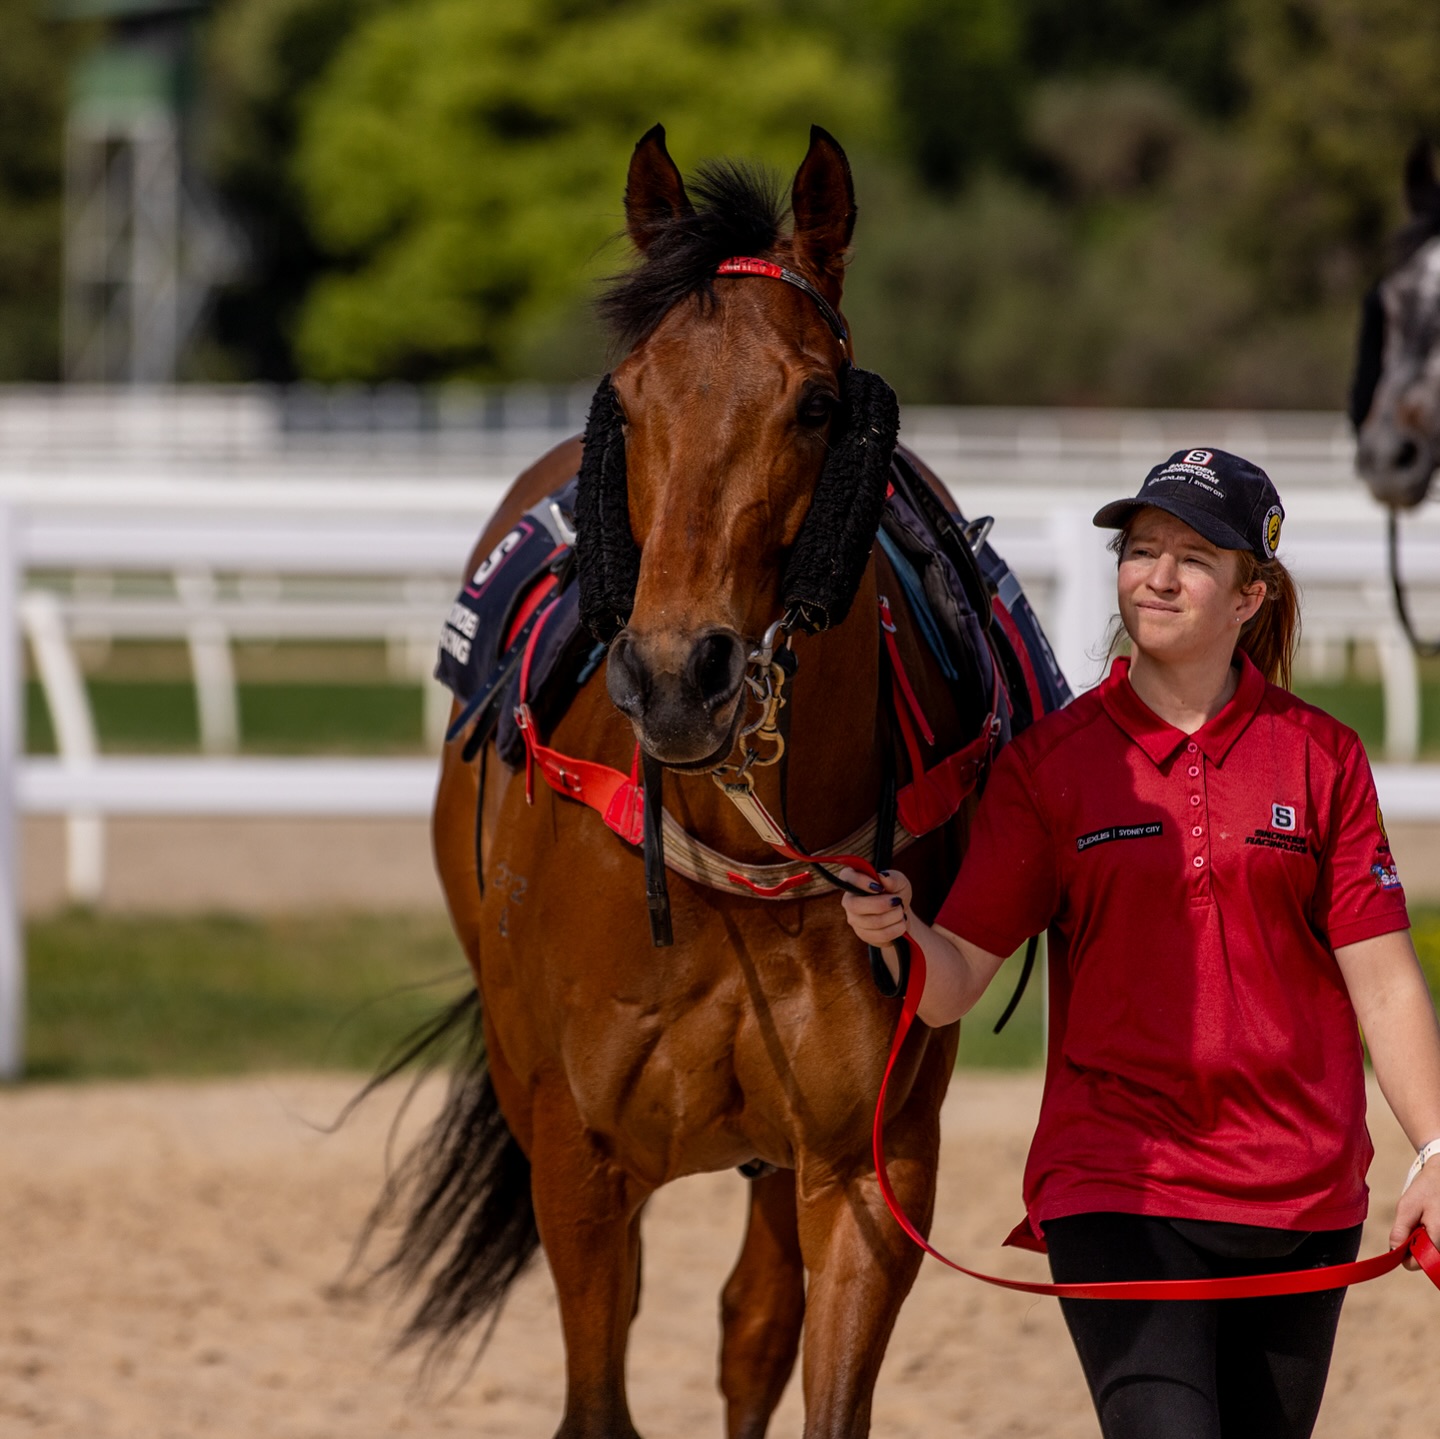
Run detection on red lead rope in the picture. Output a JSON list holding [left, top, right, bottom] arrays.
[[848, 854, 1440, 1299]]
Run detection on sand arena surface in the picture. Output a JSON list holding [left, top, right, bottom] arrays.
[[0, 1071, 1432, 1438]]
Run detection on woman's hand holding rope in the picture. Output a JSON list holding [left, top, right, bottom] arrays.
[[838, 868, 1009, 1028], [839, 867, 914, 948], [1394, 1148, 1440, 1272]]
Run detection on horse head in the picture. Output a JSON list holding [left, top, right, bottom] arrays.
[[576, 125, 897, 767], [1353, 139, 1440, 508]]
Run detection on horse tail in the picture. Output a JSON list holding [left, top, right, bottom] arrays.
[[347, 989, 540, 1364]]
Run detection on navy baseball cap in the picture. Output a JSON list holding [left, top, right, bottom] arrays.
[[1092, 448, 1285, 562]]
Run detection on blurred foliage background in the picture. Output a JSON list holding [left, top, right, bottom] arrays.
[[7, 0, 1440, 401]]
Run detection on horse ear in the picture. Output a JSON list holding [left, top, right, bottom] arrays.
[[791, 125, 856, 296], [1404, 138, 1440, 219], [625, 124, 693, 253]]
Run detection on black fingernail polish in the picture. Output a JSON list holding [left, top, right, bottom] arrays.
[[881, 870, 891, 877], [890, 896, 902, 907], [869, 882, 882, 893]]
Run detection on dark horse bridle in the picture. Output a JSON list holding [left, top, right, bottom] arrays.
[[1388, 510, 1440, 656]]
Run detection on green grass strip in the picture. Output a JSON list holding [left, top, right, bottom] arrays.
[[18, 907, 1440, 1082], [26, 679, 429, 755], [25, 911, 467, 1081]]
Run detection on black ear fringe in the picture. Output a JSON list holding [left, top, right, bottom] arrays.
[[575, 375, 639, 643], [781, 366, 900, 631]]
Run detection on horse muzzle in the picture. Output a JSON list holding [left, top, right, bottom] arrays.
[[1357, 421, 1437, 509], [605, 626, 749, 765]]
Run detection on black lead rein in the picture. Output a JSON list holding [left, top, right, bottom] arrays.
[[1388, 508, 1440, 658], [641, 748, 673, 947]]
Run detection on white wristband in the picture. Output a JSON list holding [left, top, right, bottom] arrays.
[[1403, 1138, 1440, 1195]]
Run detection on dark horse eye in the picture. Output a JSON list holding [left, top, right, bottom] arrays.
[[797, 390, 837, 428]]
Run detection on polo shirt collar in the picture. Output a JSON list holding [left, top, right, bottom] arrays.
[[1099, 651, 1266, 767]]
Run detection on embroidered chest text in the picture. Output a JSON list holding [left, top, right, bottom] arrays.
[[1076, 820, 1164, 852]]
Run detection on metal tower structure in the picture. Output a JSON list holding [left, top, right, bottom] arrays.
[[61, 0, 231, 383]]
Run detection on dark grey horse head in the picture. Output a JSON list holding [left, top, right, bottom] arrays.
[[1352, 140, 1440, 509]]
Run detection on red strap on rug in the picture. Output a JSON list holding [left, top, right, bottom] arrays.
[[518, 709, 645, 845], [880, 596, 935, 745], [515, 596, 645, 844], [866, 911, 1440, 1299], [881, 597, 999, 836], [502, 559, 565, 650], [991, 595, 1047, 726]]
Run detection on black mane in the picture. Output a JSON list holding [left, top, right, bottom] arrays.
[[1393, 206, 1440, 267], [598, 160, 787, 350]]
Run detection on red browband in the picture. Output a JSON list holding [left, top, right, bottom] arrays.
[[716, 257, 849, 349]]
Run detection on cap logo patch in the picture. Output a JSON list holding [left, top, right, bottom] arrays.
[[1183, 449, 1214, 466], [1262, 505, 1283, 559]]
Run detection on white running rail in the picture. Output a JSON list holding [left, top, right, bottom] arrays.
[[4, 400, 1440, 1079]]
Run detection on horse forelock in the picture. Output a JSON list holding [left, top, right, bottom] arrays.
[[1394, 202, 1440, 269], [598, 159, 789, 352]]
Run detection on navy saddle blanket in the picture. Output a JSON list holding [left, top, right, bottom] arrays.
[[435, 478, 602, 766], [435, 468, 1071, 767]]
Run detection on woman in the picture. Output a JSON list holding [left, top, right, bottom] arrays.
[[841, 448, 1440, 1439]]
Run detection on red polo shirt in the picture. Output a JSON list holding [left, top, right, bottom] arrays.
[[935, 653, 1409, 1249]]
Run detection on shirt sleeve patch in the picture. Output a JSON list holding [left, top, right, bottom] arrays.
[[1371, 859, 1403, 891]]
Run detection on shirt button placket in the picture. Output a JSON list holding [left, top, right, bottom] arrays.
[[1185, 742, 1210, 900]]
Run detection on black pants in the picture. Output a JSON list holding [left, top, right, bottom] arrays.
[[1045, 1212, 1363, 1439]]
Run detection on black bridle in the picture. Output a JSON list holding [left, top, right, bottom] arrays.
[[1388, 508, 1440, 657]]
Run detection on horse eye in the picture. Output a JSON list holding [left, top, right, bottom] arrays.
[[797, 392, 837, 427]]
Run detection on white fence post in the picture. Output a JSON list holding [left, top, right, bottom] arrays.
[[21, 590, 104, 903], [0, 503, 23, 1080], [176, 568, 240, 753], [1378, 625, 1422, 761]]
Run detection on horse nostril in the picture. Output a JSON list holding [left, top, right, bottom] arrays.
[[1395, 439, 1420, 469], [605, 634, 649, 719], [688, 631, 745, 713]]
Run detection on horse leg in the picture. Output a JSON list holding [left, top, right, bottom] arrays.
[[791, 1079, 944, 1436], [719, 1168, 806, 1439], [528, 1079, 651, 1439]]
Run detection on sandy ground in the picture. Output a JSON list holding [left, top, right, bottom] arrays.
[[1, 1071, 1433, 1439]]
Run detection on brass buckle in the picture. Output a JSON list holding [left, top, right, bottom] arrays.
[[711, 637, 792, 788]]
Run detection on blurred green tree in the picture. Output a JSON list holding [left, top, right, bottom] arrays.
[[203, 0, 387, 379], [1235, 0, 1440, 307], [290, 0, 882, 381], [188, 0, 1440, 407], [0, 0, 79, 380], [1021, 0, 1241, 118], [846, 0, 1028, 193]]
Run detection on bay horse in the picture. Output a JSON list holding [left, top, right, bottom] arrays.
[[374, 126, 981, 1438]]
